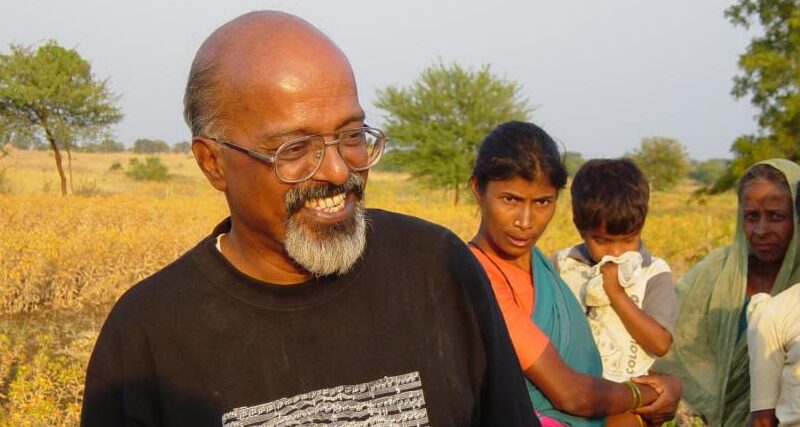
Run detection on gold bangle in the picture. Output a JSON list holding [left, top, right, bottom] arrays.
[[623, 380, 642, 410], [634, 414, 645, 427], [632, 381, 642, 409]]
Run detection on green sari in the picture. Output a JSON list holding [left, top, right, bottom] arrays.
[[529, 247, 605, 426], [654, 159, 800, 426]]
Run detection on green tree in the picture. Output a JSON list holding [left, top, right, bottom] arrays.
[[689, 158, 731, 185], [375, 61, 532, 204], [0, 41, 122, 195], [132, 138, 170, 153], [713, 0, 800, 192], [81, 138, 124, 153], [564, 151, 586, 176], [171, 140, 191, 154], [6, 131, 43, 150], [626, 137, 689, 191], [98, 138, 124, 153]]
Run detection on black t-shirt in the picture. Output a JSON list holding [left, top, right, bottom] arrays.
[[81, 209, 538, 426]]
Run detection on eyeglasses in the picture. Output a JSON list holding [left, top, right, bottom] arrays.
[[209, 126, 386, 183]]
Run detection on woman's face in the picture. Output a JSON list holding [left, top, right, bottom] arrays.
[[741, 178, 794, 263], [472, 175, 558, 269]]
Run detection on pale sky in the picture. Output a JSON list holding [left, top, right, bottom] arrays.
[[1, 0, 758, 160]]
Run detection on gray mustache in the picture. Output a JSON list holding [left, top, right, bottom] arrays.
[[284, 174, 365, 216]]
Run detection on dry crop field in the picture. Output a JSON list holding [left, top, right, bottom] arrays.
[[0, 148, 736, 425]]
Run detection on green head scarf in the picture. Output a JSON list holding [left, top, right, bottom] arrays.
[[654, 159, 800, 426]]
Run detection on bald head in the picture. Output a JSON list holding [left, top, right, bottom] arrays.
[[183, 11, 357, 138]]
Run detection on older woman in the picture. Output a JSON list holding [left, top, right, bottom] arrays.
[[746, 178, 800, 427], [468, 121, 681, 426], [656, 159, 800, 426]]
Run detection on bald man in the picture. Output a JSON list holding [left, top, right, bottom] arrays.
[[81, 11, 538, 427]]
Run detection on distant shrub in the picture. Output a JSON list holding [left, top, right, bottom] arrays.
[[126, 156, 169, 181], [73, 178, 102, 197], [172, 141, 191, 154], [689, 158, 730, 185], [132, 138, 170, 154], [108, 161, 123, 172]]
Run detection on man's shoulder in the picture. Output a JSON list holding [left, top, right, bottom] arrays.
[[363, 209, 475, 273], [105, 236, 212, 322], [366, 209, 458, 243]]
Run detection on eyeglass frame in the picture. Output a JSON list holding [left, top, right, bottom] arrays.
[[206, 126, 386, 184]]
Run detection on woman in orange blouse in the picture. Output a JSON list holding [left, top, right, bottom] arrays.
[[468, 121, 682, 427]]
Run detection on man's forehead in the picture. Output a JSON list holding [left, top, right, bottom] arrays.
[[194, 11, 362, 138], [199, 11, 339, 71], [201, 12, 356, 102]]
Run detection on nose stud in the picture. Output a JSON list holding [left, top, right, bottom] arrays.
[[513, 219, 521, 227]]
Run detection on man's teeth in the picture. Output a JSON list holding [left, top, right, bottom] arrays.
[[304, 193, 347, 213]]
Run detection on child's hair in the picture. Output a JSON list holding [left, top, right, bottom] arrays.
[[571, 158, 650, 234], [471, 121, 567, 193]]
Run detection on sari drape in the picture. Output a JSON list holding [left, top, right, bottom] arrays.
[[528, 247, 606, 427], [654, 159, 800, 426]]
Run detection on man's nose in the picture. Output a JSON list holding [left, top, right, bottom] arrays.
[[311, 143, 350, 185]]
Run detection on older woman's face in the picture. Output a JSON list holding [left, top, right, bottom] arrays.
[[741, 179, 794, 263]]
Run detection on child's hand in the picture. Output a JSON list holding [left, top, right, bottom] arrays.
[[600, 262, 624, 295]]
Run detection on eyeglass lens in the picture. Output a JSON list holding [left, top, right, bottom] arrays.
[[275, 129, 382, 182]]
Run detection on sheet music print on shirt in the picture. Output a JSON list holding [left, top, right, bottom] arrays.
[[222, 371, 429, 426]]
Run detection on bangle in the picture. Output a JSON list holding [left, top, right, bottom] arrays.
[[634, 414, 644, 427], [623, 380, 642, 410]]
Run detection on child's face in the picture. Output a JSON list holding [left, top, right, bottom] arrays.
[[581, 225, 642, 263]]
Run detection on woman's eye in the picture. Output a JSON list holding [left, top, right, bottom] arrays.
[[769, 213, 787, 221]]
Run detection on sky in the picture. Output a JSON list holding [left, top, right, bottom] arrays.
[[0, 0, 759, 160]]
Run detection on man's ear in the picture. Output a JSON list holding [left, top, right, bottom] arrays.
[[192, 137, 227, 191]]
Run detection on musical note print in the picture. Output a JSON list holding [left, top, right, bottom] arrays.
[[222, 372, 429, 426]]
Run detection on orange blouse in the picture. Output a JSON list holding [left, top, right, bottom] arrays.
[[470, 247, 550, 370]]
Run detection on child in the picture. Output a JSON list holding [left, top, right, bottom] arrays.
[[552, 158, 677, 382]]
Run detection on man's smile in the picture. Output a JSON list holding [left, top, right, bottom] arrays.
[[304, 192, 346, 213]]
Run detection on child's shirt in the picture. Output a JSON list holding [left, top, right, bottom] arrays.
[[551, 243, 677, 382]]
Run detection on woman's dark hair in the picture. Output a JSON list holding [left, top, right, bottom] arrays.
[[571, 158, 649, 234], [471, 121, 567, 193], [738, 163, 790, 201]]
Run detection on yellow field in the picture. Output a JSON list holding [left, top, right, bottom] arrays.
[[0, 148, 736, 424]]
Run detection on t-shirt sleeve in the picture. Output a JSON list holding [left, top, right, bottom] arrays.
[[449, 237, 539, 426], [641, 270, 677, 333], [747, 294, 783, 412], [474, 253, 549, 370], [81, 303, 161, 426]]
